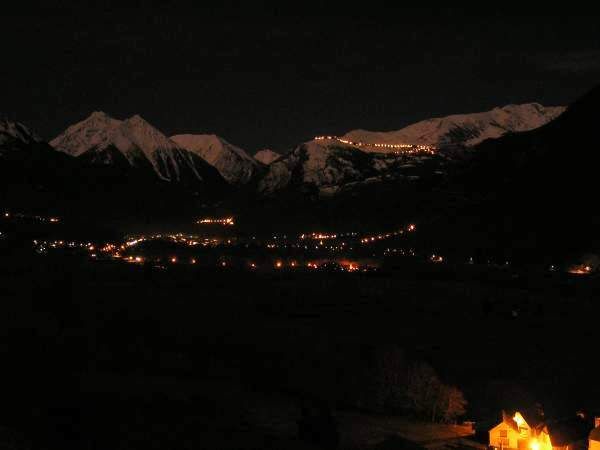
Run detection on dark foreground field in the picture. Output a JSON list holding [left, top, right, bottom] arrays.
[[1, 250, 598, 450]]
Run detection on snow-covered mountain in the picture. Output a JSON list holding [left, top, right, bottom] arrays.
[[254, 149, 281, 165], [50, 112, 224, 186], [170, 134, 260, 185], [258, 138, 431, 195], [343, 103, 565, 151], [258, 103, 565, 195]]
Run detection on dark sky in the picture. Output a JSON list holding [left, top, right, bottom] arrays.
[[2, 3, 600, 152]]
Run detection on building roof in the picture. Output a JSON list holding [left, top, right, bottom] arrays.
[[489, 411, 531, 432], [505, 411, 544, 430]]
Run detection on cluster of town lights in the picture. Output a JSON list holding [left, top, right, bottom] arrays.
[[27, 218, 420, 266], [25, 211, 598, 277], [122, 233, 220, 249], [79, 243, 369, 272]]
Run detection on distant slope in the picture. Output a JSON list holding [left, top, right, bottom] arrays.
[[170, 134, 260, 185], [343, 103, 565, 150]]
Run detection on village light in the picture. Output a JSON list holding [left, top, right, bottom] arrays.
[[430, 254, 444, 263]]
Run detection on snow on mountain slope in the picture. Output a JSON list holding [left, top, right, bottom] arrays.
[[258, 136, 453, 195], [343, 103, 565, 151], [50, 112, 121, 156], [254, 149, 281, 165], [170, 134, 259, 184], [50, 112, 223, 184], [258, 139, 385, 195]]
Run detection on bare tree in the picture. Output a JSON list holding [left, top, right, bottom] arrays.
[[360, 346, 467, 422], [438, 385, 467, 423]]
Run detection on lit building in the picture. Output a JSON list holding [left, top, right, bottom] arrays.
[[489, 412, 591, 450], [588, 419, 600, 450], [490, 412, 541, 450]]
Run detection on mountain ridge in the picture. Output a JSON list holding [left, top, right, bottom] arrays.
[[342, 103, 565, 150]]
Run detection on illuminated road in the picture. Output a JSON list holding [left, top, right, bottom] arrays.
[[314, 136, 436, 155]]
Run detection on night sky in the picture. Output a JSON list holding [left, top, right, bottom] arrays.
[[3, 4, 600, 152]]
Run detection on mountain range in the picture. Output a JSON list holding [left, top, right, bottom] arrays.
[[256, 103, 564, 194], [1, 100, 569, 224], [46, 103, 562, 189], [0, 115, 227, 220]]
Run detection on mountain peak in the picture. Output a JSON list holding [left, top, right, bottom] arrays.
[[88, 111, 112, 119], [51, 112, 175, 160], [82, 111, 119, 126], [125, 114, 148, 125], [254, 149, 281, 165]]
